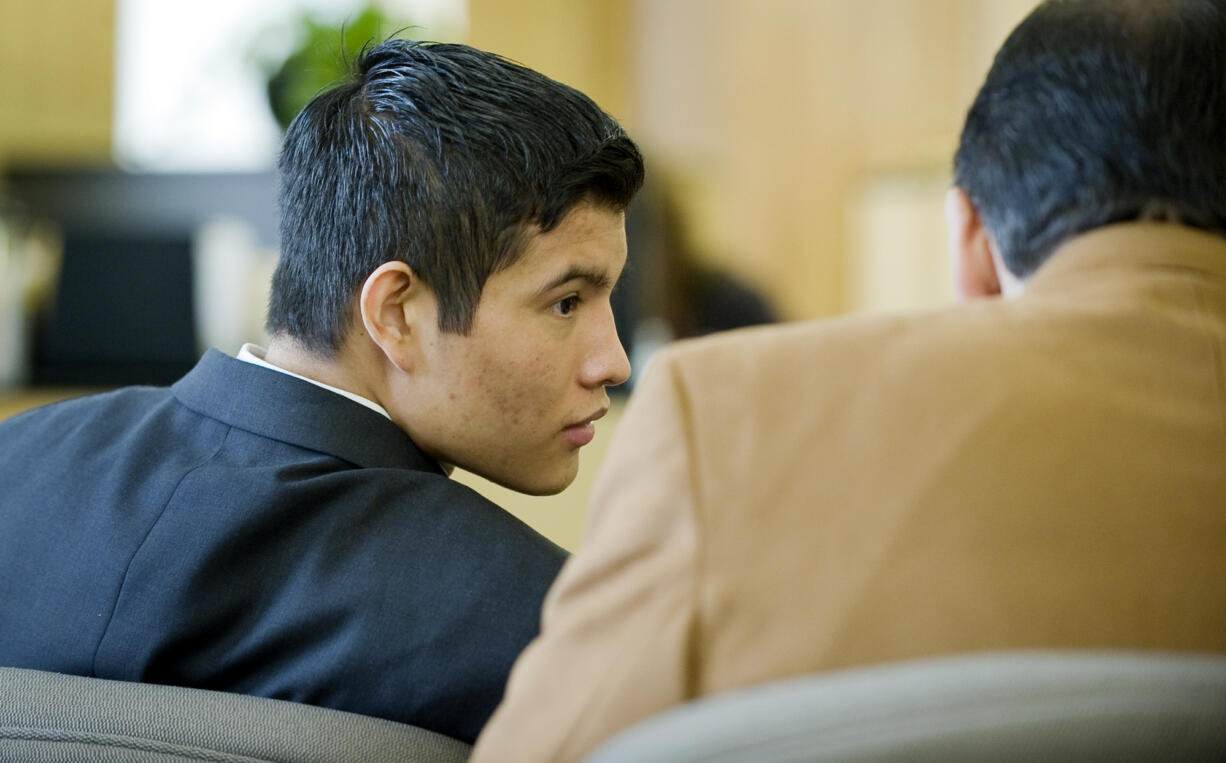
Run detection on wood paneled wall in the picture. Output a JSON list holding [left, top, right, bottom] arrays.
[[0, 0, 114, 169], [630, 0, 1038, 320], [468, 0, 632, 123]]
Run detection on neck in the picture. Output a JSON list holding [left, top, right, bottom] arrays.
[[264, 335, 382, 405]]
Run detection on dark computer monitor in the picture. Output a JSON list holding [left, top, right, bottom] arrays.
[[5, 168, 278, 386]]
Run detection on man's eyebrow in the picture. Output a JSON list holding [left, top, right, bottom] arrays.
[[535, 266, 615, 297]]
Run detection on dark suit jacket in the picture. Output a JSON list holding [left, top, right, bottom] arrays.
[[0, 349, 567, 743]]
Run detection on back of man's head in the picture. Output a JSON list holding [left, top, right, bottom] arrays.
[[267, 39, 644, 355], [954, 0, 1226, 279]]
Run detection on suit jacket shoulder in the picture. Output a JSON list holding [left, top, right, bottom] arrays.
[[0, 350, 566, 744]]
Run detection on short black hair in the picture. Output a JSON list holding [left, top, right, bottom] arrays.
[[954, 0, 1226, 277], [267, 39, 644, 353]]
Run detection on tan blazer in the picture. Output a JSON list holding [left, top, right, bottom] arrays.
[[472, 223, 1226, 763]]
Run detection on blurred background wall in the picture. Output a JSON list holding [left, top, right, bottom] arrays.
[[0, 2, 115, 168], [0, 0, 1038, 547]]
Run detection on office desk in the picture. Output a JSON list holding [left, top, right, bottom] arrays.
[[0, 389, 99, 422]]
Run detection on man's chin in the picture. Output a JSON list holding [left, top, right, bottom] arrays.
[[496, 460, 579, 497], [507, 473, 576, 497]]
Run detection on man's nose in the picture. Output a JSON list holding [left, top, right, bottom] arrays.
[[581, 305, 631, 389]]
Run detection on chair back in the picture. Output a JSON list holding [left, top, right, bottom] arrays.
[[0, 666, 471, 762], [585, 650, 1226, 763]]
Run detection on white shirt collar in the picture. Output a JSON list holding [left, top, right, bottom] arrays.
[[236, 343, 392, 421]]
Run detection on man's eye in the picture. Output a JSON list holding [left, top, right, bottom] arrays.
[[553, 296, 580, 316]]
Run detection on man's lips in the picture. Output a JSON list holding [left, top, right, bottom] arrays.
[[563, 406, 609, 447]]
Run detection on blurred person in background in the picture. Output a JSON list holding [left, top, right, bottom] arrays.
[[629, 176, 776, 336], [473, 1, 1226, 759], [616, 175, 777, 382], [0, 38, 642, 745]]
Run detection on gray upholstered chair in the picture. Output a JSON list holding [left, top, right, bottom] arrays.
[[0, 667, 471, 762], [584, 650, 1226, 763]]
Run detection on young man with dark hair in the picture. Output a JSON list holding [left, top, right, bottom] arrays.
[[474, 1, 1226, 759], [0, 39, 642, 744]]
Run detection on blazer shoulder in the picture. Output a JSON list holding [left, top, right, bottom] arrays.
[[651, 305, 991, 390], [397, 470, 570, 565]]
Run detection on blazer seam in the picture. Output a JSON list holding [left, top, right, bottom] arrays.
[[668, 356, 705, 700], [90, 425, 234, 677], [1193, 283, 1226, 452]]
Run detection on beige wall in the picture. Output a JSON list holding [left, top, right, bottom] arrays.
[[631, 0, 1038, 319], [468, 0, 632, 123], [0, 0, 114, 170]]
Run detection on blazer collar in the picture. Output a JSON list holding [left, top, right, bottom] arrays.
[[1027, 223, 1226, 294], [172, 349, 444, 474]]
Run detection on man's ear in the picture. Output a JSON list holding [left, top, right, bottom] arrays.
[[358, 261, 429, 373], [945, 186, 1002, 301]]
